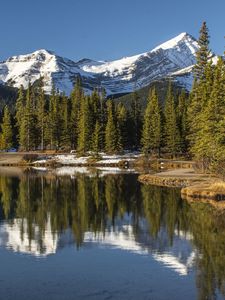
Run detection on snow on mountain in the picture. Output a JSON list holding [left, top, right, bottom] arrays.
[[0, 33, 199, 95]]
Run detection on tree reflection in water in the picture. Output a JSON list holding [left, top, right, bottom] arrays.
[[0, 171, 224, 300]]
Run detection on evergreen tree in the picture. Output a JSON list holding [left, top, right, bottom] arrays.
[[105, 101, 119, 153], [36, 82, 46, 150], [19, 84, 37, 151], [0, 106, 13, 150], [116, 103, 128, 149], [141, 88, 161, 156], [46, 87, 62, 150], [70, 77, 83, 149], [61, 94, 71, 149], [188, 22, 212, 156], [192, 57, 225, 165], [187, 61, 215, 163], [90, 89, 101, 122], [177, 90, 188, 153], [15, 85, 25, 145], [92, 121, 102, 155], [99, 89, 107, 149], [164, 83, 180, 156], [129, 91, 142, 149], [77, 96, 91, 154], [193, 21, 211, 80]]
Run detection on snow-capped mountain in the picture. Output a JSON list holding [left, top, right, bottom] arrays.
[[0, 32, 199, 95]]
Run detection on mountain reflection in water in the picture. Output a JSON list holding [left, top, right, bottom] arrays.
[[0, 171, 225, 299]]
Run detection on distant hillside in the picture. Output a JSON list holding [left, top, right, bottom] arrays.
[[0, 84, 18, 112], [0, 78, 188, 116], [113, 79, 188, 109]]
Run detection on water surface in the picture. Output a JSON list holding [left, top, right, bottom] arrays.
[[0, 170, 224, 300]]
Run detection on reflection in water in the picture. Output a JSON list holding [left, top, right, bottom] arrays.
[[0, 172, 225, 299]]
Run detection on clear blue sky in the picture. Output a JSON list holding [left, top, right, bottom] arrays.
[[1, 0, 224, 62]]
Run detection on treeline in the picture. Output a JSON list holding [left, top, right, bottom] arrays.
[[0, 80, 143, 154], [0, 79, 188, 156]]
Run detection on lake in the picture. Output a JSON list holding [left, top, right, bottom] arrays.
[[0, 169, 224, 300]]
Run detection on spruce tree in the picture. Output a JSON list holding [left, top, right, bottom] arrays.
[[61, 94, 71, 149], [15, 85, 25, 145], [193, 21, 211, 80], [164, 83, 180, 157], [116, 103, 128, 150], [46, 87, 62, 150], [92, 121, 102, 156], [36, 82, 46, 150], [19, 84, 37, 151], [141, 88, 161, 156], [192, 57, 225, 165], [105, 101, 118, 153], [129, 91, 142, 149], [177, 90, 188, 153], [99, 89, 107, 149], [1, 106, 13, 150], [77, 96, 91, 154], [188, 60, 215, 163], [70, 77, 83, 149]]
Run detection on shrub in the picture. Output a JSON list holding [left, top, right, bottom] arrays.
[[22, 154, 39, 162]]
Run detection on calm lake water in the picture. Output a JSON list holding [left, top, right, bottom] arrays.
[[0, 169, 224, 300]]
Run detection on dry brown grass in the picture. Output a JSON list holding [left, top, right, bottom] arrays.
[[181, 180, 225, 202], [210, 181, 225, 192]]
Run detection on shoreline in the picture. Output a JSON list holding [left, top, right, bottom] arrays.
[[138, 168, 225, 207], [0, 152, 195, 168], [1, 153, 225, 207]]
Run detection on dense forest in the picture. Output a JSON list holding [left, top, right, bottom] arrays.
[[0, 22, 224, 172]]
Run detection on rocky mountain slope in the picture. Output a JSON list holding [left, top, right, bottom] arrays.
[[0, 33, 199, 96]]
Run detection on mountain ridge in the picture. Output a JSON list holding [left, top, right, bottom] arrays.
[[0, 32, 199, 96]]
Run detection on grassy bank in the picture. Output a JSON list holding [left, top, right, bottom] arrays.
[[139, 168, 225, 207]]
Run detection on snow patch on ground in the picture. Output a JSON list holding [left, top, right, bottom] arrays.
[[33, 152, 142, 166], [55, 155, 90, 164]]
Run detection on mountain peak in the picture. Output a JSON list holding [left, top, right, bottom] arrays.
[[152, 32, 197, 52], [33, 49, 55, 56]]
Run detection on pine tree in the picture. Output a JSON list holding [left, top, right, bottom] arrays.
[[0, 106, 13, 150], [61, 94, 71, 149], [99, 89, 107, 149], [141, 88, 161, 156], [192, 57, 225, 165], [46, 87, 62, 150], [15, 85, 25, 145], [187, 22, 212, 155], [116, 103, 128, 150], [105, 101, 119, 153], [129, 91, 142, 149], [193, 21, 211, 80], [70, 77, 83, 149], [187, 60, 215, 162], [177, 90, 188, 153], [90, 89, 101, 121], [92, 121, 102, 155], [36, 82, 46, 150], [77, 96, 91, 154], [19, 84, 37, 151], [164, 83, 180, 157]]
